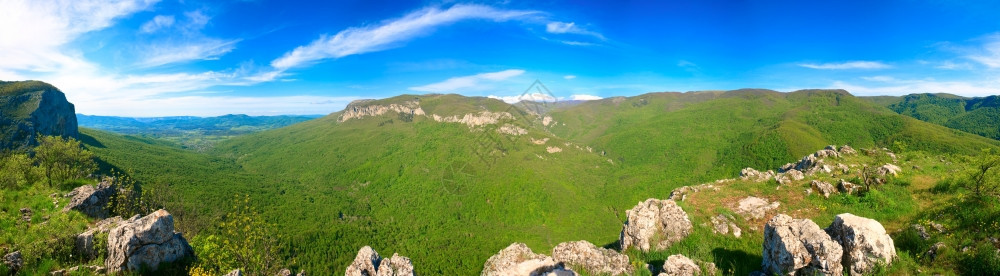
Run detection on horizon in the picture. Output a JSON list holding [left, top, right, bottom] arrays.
[[3, 0, 1000, 116], [71, 88, 994, 118]]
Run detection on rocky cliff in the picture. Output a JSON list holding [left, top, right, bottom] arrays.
[[0, 80, 79, 150]]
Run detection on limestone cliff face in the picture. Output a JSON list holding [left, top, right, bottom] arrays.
[[0, 80, 79, 150], [339, 100, 426, 122]]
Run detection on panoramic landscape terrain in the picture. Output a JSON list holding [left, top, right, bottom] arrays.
[[2, 1, 1000, 276]]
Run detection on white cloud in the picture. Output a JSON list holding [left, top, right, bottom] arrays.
[[138, 38, 240, 68], [860, 76, 896, 82], [563, 75, 576, 80], [798, 61, 891, 70], [136, 10, 240, 68], [934, 60, 974, 70], [545, 21, 605, 40], [0, 0, 159, 73], [270, 4, 539, 71], [488, 92, 556, 103], [569, 94, 601, 101], [140, 15, 174, 33], [832, 78, 1000, 96], [965, 33, 1000, 68], [409, 69, 525, 92]]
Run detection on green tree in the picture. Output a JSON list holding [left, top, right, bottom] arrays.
[[190, 195, 283, 275], [33, 135, 96, 187], [966, 148, 1000, 198], [0, 153, 40, 188]]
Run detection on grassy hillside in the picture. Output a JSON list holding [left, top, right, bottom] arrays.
[[866, 93, 1000, 140], [75, 90, 1000, 275], [547, 89, 998, 188]]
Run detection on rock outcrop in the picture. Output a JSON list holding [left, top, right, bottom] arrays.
[[497, 124, 527, 136], [809, 180, 835, 198], [735, 196, 779, 220], [837, 179, 858, 194], [0, 80, 78, 150], [710, 214, 741, 238], [431, 111, 515, 127], [482, 243, 572, 276], [339, 100, 425, 122], [876, 164, 902, 177], [75, 216, 124, 260], [345, 246, 414, 276], [659, 254, 701, 276], [740, 168, 775, 182], [668, 183, 721, 201], [838, 145, 857, 155], [825, 213, 896, 275], [551, 241, 630, 275], [762, 214, 844, 275], [620, 199, 692, 251], [3, 251, 22, 272], [63, 181, 116, 218], [105, 210, 193, 273]]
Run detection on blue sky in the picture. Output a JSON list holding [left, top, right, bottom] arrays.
[[2, 0, 1000, 116]]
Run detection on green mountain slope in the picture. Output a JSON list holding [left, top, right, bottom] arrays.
[[79, 90, 1000, 274], [546, 89, 998, 187], [867, 93, 1000, 140]]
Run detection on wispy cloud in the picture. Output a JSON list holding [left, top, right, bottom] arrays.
[[964, 33, 1000, 68], [136, 10, 241, 68], [138, 38, 240, 68], [798, 61, 891, 70], [409, 69, 525, 92], [270, 4, 540, 71], [833, 77, 999, 96], [563, 75, 577, 80], [487, 93, 601, 103], [545, 21, 605, 40], [140, 15, 175, 33], [0, 0, 159, 72]]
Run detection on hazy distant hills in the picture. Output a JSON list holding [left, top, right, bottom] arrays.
[[0, 80, 78, 150], [863, 93, 1000, 140], [77, 114, 321, 151], [77, 114, 321, 135]]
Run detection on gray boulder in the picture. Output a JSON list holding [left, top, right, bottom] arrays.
[[735, 196, 779, 220], [740, 168, 774, 182], [552, 240, 630, 275], [710, 214, 741, 238], [837, 179, 858, 194], [482, 243, 573, 276], [620, 199, 692, 251], [75, 216, 124, 260], [105, 209, 193, 273], [839, 145, 857, 155], [345, 246, 414, 276], [3, 251, 22, 272], [762, 214, 843, 275], [63, 181, 116, 219], [810, 180, 835, 198], [225, 269, 244, 276], [659, 254, 701, 276], [876, 164, 902, 177], [825, 213, 896, 276]]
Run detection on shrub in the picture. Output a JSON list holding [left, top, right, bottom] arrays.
[[189, 195, 283, 275], [0, 153, 40, 189], [33, 136, 96, 187]]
